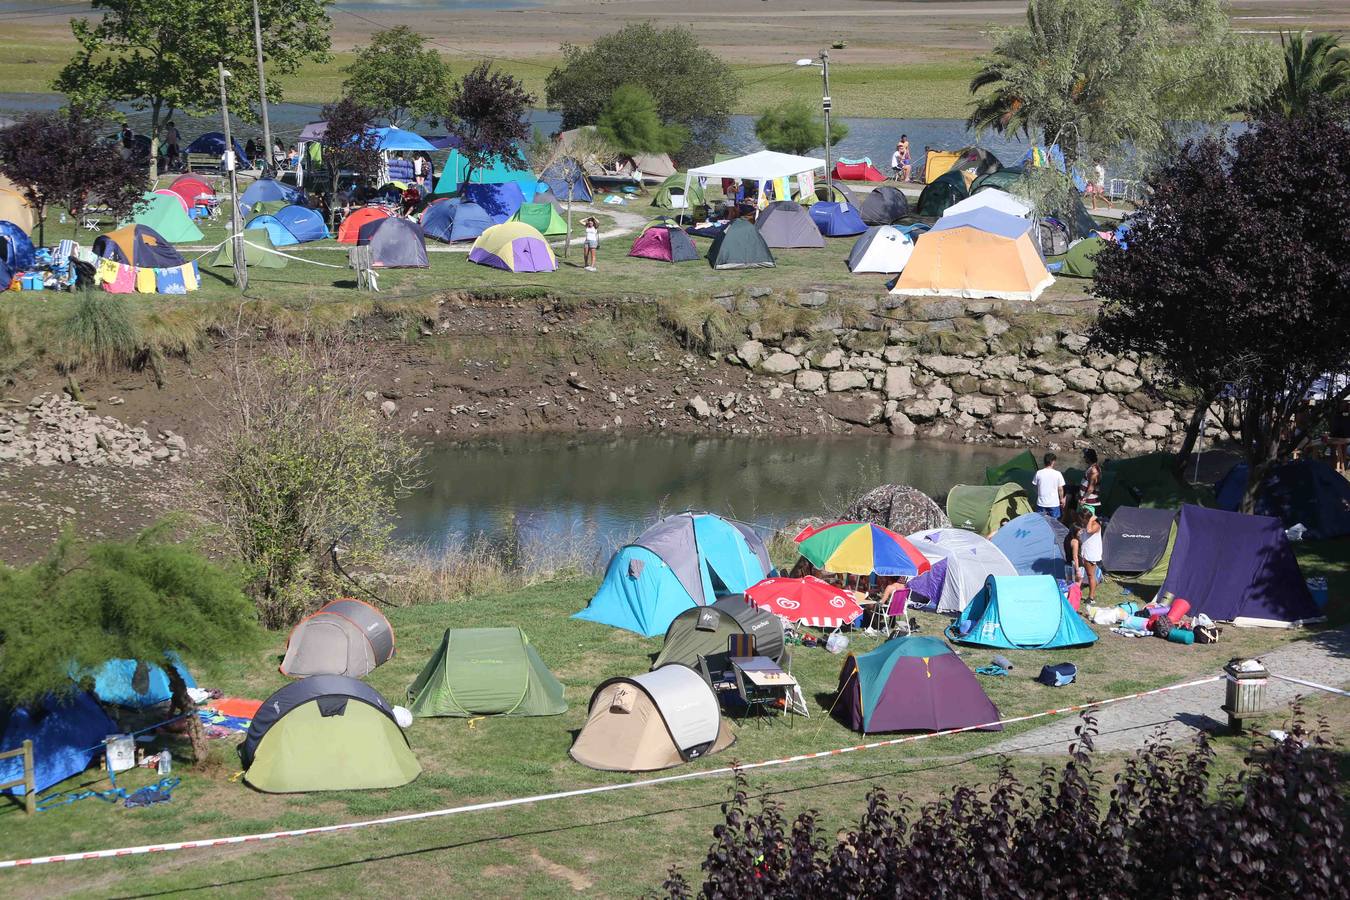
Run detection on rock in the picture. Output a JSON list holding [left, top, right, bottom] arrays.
[[849, 355, 887, 372], [1043, 391, 1091, 413], [759, 352, 800, 375], [823, 393, 885, 426], [782, 337, 807, 356], [887, 413, 917, 437], [999, 394, 1038, 414], [1063, 367, 1101, 392], [811, 348, 845, 370], [799, 290, 829, 308], [883, 345, 913, 364], [884, 366, 914, 400], [1143, 422, 1169, 439], [1061, 333, 1090, 353], [380, 389, 403, 401], [827, 370, 869, 392], [686, 395, 713, 419], [1102, 370, 1143, 393], [1114, 357, 1139, 376], [904, 398, 940, 421], [955, 395, 996, 417], [980, 315, 1010, 338], [991, 413, 1033, 438], [1087, 352, 1117, 371], [718, 392, 737, 410], [949, 375, 981, 395], [151, 447, 171, 461], [795, 370, 825, 392], [913, 299, 965, 321], [925, 381, 954, 401], [749, 285, 773, 299], [164, 434, 187, 452], [736, 339, 765, 368], [918, 355, 975, 375], [363, 391, 378, 402], [980, 379, 1018, 396], [1029, 374, 1066, 397], [380, 400, 398, 418], [984, 355, 1019, 378], [1049, 410, 1086, 431]]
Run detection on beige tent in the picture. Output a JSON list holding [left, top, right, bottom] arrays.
[[0, 174, 36, 234], [280, 598, 396, 678], [570, 665, 734, 772]]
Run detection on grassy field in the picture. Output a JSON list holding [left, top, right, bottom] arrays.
[[0, 559, 1338, 898]]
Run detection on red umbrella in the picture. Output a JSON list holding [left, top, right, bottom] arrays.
[[744, 576, 864, 628]]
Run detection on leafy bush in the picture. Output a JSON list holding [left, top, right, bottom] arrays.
[[664, 712, 1345, 899], [754, 102, 848, 156], [191, 337, 422, 627]]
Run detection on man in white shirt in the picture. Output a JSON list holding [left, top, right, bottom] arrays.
[[1031, 452, 1066, 519]]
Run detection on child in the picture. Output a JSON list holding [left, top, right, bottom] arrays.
[[583, 217, 599, 271]]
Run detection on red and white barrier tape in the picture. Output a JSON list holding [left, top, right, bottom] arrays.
[[0, 674, 1223, 870]]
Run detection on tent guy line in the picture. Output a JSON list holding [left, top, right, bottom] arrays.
[[0, 674, 1223, 870]]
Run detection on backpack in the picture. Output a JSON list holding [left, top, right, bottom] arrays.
[[1036, 662, 1077, 687], [1037, 219, 1069, 256]]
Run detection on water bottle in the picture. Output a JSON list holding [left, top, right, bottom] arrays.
[[157, 750, 172, 775], [59, 212, 66, 224]]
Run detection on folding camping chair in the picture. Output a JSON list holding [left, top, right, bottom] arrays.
[[727, 633, 756, 659], [881, 586, 912, 637], [81, 205, 110, 232], [696, 652, 737, 695]]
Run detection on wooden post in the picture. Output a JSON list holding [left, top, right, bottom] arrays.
[[22, 740, 34, 815]]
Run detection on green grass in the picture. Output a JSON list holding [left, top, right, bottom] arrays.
[[0, 564, 1331, 898]]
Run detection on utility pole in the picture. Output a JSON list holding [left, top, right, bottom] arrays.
[[218, 62, 248, 291], [820, 49, 832, 197], [251, 0, 273, 175]]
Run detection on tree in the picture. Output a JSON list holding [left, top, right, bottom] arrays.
[[342, 26, 449, 129], [596, 84, 688, 157], [446, 62, 533, 185], [753, 101, 848, 156], [0, 527, 257, 763], [1090, 108, 1350, 512], [0, 111, 145, 244], [967, 0, 1277, 169], [191, 336, 421, 628], [545, 23, 740, 164], [1251, 31, 1350, 117], [54, 0, 332, 176], [318, 97, 382, 224]]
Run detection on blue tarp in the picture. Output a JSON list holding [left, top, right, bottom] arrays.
[[929, 208, 1033, 240], [992, 512, 1070, 578], [184, 132, 250, 167], [808, 202, 867, 237], [0, 692, 115, 796], [240, 179, 301, 215], [88, 654, 196, 708], [947, 575, 1097, 649], [461, 182, 527, 224]]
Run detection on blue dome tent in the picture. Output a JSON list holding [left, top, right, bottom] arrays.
[[991, 512, 1070, 578], [422, 199, 492, 242], [0, 219, 35, 274], [1, 692, 115, 796], [947, 575, 1097, 650], [239, 179, 302, 215], [246, 204, 327, 246], [575, 513, 774, 637], [461, 182, 527, 224], [539, 158, 593, 203], [184, 132, 250, 167], [808, 201, 867, 237], [371, 127, 437, 153]]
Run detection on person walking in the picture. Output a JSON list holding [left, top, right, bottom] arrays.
[[164, 121, 180, 171], [1031, 451, 1066, 519], [582, 216, 599, 271], [1069, 507, 1103, 602]]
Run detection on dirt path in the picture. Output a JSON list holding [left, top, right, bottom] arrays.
[[989, 627, 1350, 755]]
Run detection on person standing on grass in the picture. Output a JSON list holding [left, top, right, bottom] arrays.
[[1070, 506, 1103, 602], [583, 216, 599, 271], [1032, 451, 1066, 519], [1079, 448, 1102, 513]]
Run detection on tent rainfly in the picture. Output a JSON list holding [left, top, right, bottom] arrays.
[[652, 595, 786, 669], [406, 627, 565, 718], [280, 598, 396, 679]]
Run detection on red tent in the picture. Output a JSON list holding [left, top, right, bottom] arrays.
[[166, 175, 214, 209], [832, 161, 886, 182], [337, 207, 391, 244]]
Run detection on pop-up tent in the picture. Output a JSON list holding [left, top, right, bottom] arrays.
[[652, 595, 786, 670], [860, 185, 909, 225], [86, 654, 196, 708], [128, 191, 203, 243], [944, 187, 1032, 219], [947, 483, 1033, 536], [832, 159, 886, 182], [469, 221, 557, 273], [167, 175, 214, 210], [406, 627, 566, 718], [575, 512, 772, 637], [686, 150, 826, 213], [280, 598, 395, 679], [808, 201, 867, 237], [357, 217, 429, 268], [569, 665, 734, 772], [992, 512, 1070, 578], [462, 181, 528, 223], [947, 575, 1098, 649], [1, 692, 116, 796], [0, 220, 35, 273], [1158, 505, 1321, 627], [629, 220, 700, 263], [1056, 236, 1105, 278], [239, 676, 419, 793], [510, 201, 568, 236], [430, 200, 493, 243], [905, 528, 1018, 614], [835, 635, 1001, 734], [1215, 459, 1350, 541], [848, 226, 913, 274], [153, 187, 189, 214], [184, 131, 249, 167], [707, 218, 775, 269], [1102, 507, 1178, 581], [755, 200, 824, 248], [892, 209, 1054, 301]]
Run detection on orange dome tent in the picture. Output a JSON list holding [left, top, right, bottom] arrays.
[[338, 207, 390, 243]]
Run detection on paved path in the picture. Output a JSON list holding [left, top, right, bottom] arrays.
[[990, 627, 1350, 755]]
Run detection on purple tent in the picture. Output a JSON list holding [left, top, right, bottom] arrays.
[[835, 635, 1001, 734], [1158, 505, 1321, 627]]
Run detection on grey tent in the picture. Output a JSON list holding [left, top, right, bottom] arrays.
[[842, 484, 950, 534], [754, 200, 824, 248], [357, 217, 429, 268], [652, 595, 786, 670], [860, 185, 910, 225], [707, 218, 775, 269], [1103, 507, 1179, 578], [805, 182, 861, 208], [280, 598, 396, 678], [569, 665, 734, 771]]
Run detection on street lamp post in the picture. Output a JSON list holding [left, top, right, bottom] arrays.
[[797, 50, 833, 197]]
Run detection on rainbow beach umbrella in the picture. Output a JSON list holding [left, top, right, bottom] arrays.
[[794, 521, 931, 577]]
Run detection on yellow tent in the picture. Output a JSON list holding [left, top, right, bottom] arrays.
[[892, 211, 1053, 301], [923, 150, 961, 184], [0, 174, 36, 234]]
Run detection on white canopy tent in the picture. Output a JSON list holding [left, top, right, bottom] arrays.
[[685, 150, 826, 211]]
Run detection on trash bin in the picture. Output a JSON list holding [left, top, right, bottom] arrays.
[[1222, 658, 1268, 732]]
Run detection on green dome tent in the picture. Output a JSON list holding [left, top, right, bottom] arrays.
[[946, 483, 1033, 536], [205, 231, 287, 269], [916, 170, 969, 217], [1056, 237, 1105, 278], [984, 450, 1037, 493], [651, 172, 705, 210], [406, 627, 566, 718], [509, 201, 569, 236], [707, 218, 775, 269], [128, 191, 203, 243]]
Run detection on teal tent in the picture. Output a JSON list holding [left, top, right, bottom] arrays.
[[946, 575, 1097, 650], [574, 513, 773, 637], [434, 150, 538, 195]]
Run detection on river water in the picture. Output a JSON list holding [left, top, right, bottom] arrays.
[[393, 434, 1007, 561]]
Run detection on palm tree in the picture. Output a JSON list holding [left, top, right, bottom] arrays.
[[1256, 31, 1350, 117]]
